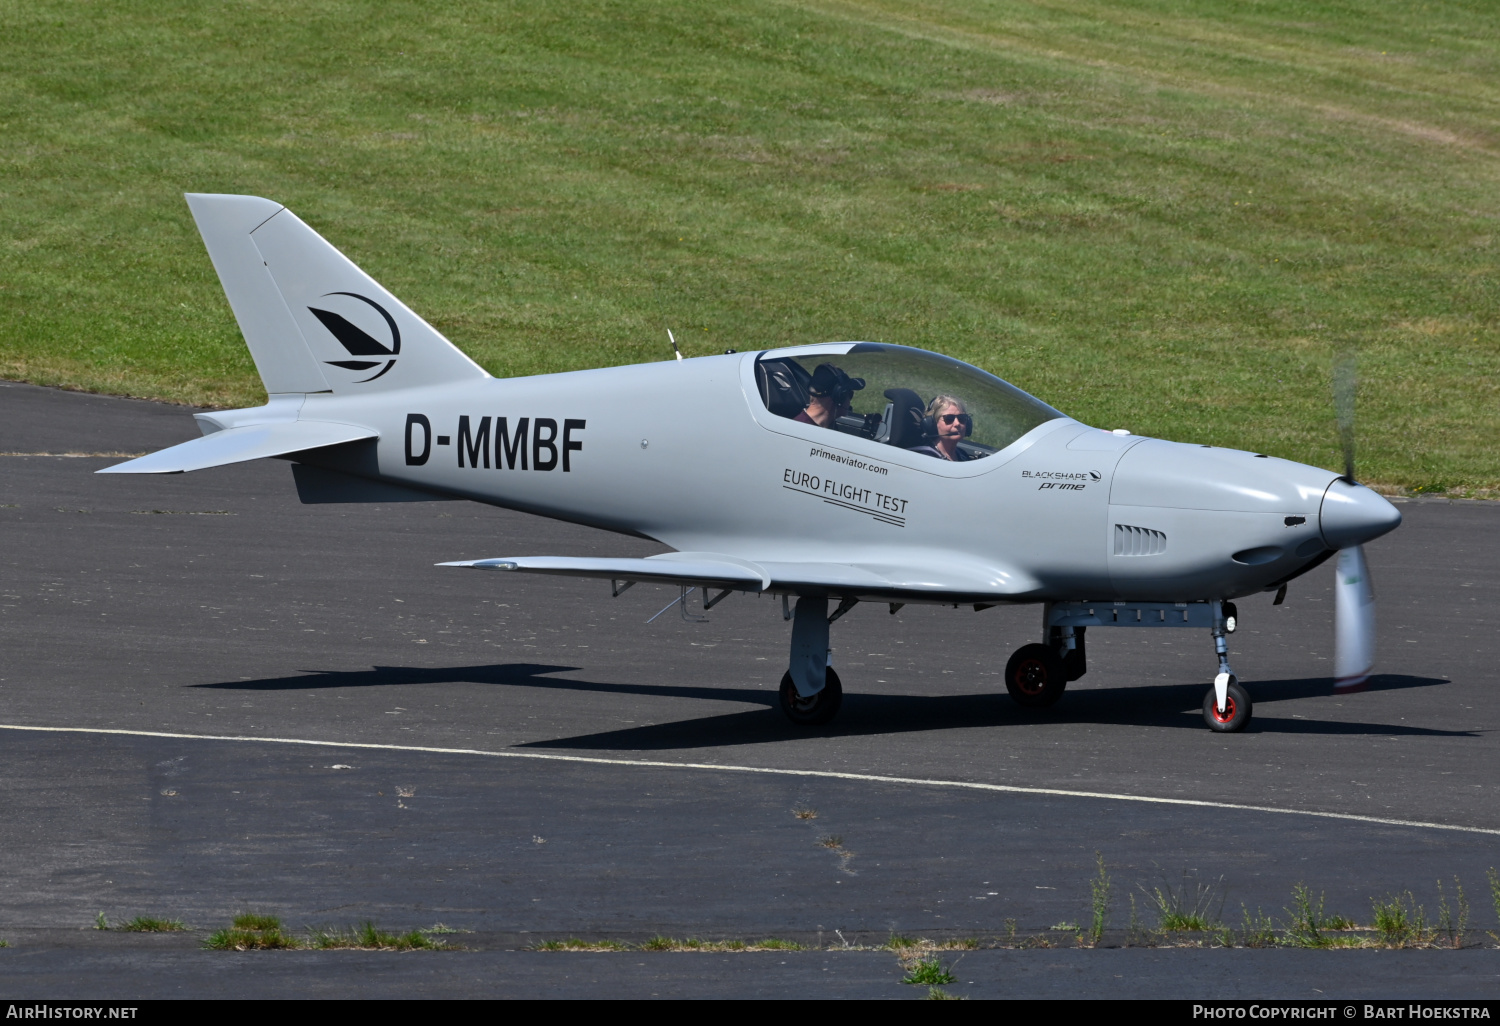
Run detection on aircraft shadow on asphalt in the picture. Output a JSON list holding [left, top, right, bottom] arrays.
[[509, 673, 1467, 751], [192, 662, 776, 706], [191, 666, 1470, 749]]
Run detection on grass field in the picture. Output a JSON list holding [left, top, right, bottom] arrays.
[[2, 0, 1497, 490]]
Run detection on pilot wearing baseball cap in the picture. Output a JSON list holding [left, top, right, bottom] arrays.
[[794, 363, 866, 428]]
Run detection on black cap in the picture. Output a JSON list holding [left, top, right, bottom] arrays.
[[808, 363, 866, 401]]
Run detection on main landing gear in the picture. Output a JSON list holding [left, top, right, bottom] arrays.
[[1003, 625, 1087, 709], [780, 667, 843, 725], [775, 595, 1255, 732], [777, 595, 853, 727], [1012, 600, 1253, 732]]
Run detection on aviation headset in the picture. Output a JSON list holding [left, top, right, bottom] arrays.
[[922, 397, 973, 439]]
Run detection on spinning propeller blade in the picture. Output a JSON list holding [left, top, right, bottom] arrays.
[[1333, 544, 1375, 691], [1330, 352, 1374, 692], [1333, 353, 1357, 483]]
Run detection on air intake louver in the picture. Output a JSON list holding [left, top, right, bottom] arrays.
[[1114, 524, 1167, 557]]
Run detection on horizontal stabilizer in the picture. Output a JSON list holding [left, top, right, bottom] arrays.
[[97, 421, 378, 475], [439, 554, 771, 591]]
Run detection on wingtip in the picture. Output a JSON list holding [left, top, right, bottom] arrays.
[[95, 462, 180, 475]]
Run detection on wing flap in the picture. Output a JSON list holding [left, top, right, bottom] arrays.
[[439, 554, 770, 590], [97, 421, 378, 474]]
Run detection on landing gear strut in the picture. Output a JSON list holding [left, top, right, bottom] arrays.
[[1041, 599, 1254, 732], [778, 595, 846, 726], [1203, 604, 1252, 731], [1003, 622, 1085, 710]]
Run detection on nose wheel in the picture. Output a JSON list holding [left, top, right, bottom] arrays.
[[1203, 676, 1251, 732], [779, 668, 843, 725]]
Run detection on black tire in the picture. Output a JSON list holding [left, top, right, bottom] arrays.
[[779, 667, 843, 726], [1004, 644, 1067, 709], [1203, 678, 1252, 732]]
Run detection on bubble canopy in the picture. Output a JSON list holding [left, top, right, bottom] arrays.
[[755, 343, 1064, 458]]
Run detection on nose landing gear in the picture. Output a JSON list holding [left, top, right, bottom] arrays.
[[1039, 600, 1254, 731], [1203, 676, 1250, 732], [1203, 608, 1252, 731]]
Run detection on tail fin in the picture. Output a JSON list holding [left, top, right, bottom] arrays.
[[185, 194, 489, 395]]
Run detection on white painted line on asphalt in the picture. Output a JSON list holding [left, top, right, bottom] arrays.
[[5, 722, 1498, 837]]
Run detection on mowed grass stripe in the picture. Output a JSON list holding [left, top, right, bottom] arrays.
[[2, 0, 1497, 488]]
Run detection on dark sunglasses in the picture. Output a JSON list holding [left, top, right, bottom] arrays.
[[938, 413, 972, 426]]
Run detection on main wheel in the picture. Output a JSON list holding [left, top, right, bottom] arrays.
[[1004, 644, 1067, 709], [1202, 678, 1252, 732], [779, 667, 843, 726]]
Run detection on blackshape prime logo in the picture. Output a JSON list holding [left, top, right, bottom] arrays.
[[1020, 469, 1103, 482], [307, 292, 401, 382]]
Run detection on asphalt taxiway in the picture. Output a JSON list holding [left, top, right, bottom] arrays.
[[2, 380, 1498, 998]]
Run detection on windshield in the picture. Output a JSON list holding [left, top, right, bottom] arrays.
[[755, 343, 1062, 460]]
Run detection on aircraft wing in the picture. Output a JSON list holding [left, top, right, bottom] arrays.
[[441, 552, 1040, 599], [438, 553, 771, 590], [97, 421, 378, 474]]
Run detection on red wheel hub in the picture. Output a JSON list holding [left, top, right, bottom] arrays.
[[1013, 659, 1049, 696], [1210, 696, 1237, 723]]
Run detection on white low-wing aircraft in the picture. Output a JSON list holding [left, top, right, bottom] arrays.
[[101, 195, 1402, 732]]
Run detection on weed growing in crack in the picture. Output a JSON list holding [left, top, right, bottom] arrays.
[[118, 917, 186, 933], [1126, 894, 1151, 947], [310, 923, 439, 951], [1003, 919, 1018, 945], [1488, 868, 1500, 943], [534, 939, 627, 951], [202, 914, 442, 952], [232, 913, 282, 932], [792, 808, 817, 820], [1372, 893, 1417, 946], [1240, 906, 1277, 948], [755, 938, 803, 950], [925, 986, 963, 1000], [819, 835, 843, 849], [535, 937, 794, 952], [204, 915, 299, 951], [884, 934, 920, 952], [1088, 852, 1111, 947], [901, 957, 956, 986], [1437, 877, 1469, 948], [1284, 884, 1341, 948], [93, 913, 107, 931], [1143, 870, 1226, 932]]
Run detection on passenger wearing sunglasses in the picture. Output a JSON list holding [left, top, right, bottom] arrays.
[[908, 395, 976, 462]]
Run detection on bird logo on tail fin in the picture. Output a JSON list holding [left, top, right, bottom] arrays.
[[307, 292, 401, 382]]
